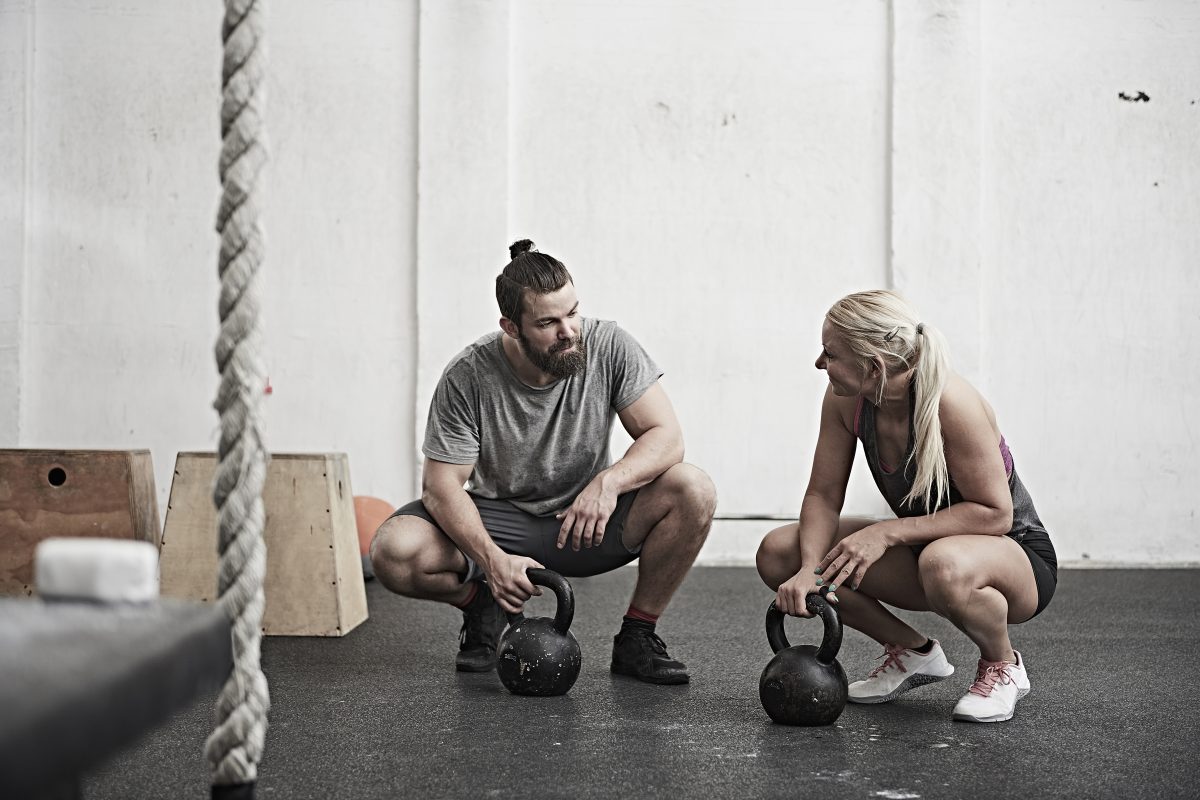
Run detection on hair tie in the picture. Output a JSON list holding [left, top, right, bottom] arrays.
[[916, 323, 925, 335]]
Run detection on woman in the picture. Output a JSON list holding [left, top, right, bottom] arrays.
[[757, 290, 1057, 723]]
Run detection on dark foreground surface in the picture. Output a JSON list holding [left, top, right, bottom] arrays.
[[88, 567, 1200, 799]]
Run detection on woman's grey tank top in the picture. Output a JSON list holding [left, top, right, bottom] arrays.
[[855, 394, 1056, 574]]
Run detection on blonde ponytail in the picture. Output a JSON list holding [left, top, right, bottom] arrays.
[[826, 290, 951, 514], [907, 322, 950, 513]]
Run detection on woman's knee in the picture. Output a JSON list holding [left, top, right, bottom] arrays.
[[756, 524, 798, 587], [917, 539, 987, 606]]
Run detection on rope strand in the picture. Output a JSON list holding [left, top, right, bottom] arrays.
[[207, 0, 270, 790]]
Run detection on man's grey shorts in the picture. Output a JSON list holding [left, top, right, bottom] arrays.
[[387, 491, 643, 583]]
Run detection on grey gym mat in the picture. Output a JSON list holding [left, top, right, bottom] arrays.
[[0, 599, 230, 799], [85, 567, 1200, 799]]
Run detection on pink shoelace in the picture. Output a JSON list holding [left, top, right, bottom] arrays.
[[866, 644, 911, 678], [967, 659, 1016, 697]]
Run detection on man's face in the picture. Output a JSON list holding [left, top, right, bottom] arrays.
[[516, 283, 586, 379]]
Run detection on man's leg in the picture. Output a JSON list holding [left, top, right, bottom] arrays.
[[369, 510, 506, 672], [370, 513, 470, 602], [610, 463, 717, 684]]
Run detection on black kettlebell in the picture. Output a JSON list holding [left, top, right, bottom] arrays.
[[496, 568, 582, 697], [759, 593, 848, 726]]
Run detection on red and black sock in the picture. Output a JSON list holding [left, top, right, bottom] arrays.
[[621, 605, 659, 633], [453, 581, 480, 609]]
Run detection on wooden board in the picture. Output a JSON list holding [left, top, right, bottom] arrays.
[[0, 449, 160, 596], [159, 452, 368, 637]]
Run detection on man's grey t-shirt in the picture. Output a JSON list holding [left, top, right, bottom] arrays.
[[423, 317, 662, 517]]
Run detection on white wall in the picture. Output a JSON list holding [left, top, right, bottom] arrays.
[[0, 0, 31, 445], [506, 1, 896, 557], [2, 0, 1197, 566], [980, 0, 1200, 564], [1, 0, 420, 513]]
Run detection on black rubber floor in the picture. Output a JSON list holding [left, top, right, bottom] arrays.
[[87, 567, 1200, 799]]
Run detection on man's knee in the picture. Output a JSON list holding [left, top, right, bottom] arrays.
[[370, 515, 444, 596], [658, 463, 718, 522]]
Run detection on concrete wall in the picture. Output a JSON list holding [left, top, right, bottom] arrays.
[[980, 0, 1200, 563], [2, 0, 1197, 566], [0, 0, 32, 445], [1, 0, 420, 514]]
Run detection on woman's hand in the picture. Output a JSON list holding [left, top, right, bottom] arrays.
[[775, 569, 826, 618], [815, 524, 891, 593]]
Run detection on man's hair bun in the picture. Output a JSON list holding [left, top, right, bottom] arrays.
[[509, 239, 536, 259]]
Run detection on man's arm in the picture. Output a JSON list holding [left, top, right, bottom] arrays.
[[422, 458, 542, 613], [556, 381, 684, 550]]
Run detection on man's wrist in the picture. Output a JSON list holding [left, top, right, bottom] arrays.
[[477, 545, 508, 577], [597, 466, 627, 497]]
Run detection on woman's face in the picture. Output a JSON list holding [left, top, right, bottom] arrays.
[[815, 319, 873, 397]]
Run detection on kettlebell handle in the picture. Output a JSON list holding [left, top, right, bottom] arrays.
[[765, 593, 842, 665], [506, 568, 575, 635]]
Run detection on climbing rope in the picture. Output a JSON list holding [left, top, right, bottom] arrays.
[[206, 0, 270, 793]]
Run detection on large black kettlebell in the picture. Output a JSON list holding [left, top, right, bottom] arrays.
[[496, 568, 582, 697], [759, 593, 848, 726]]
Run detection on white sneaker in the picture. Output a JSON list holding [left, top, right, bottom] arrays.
[[952, 650, 1031, 723], [847, 640, 956, 704]]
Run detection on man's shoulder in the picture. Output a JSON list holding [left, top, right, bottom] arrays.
[[583, 317, 636, 346], [441, 331, 503, 382]]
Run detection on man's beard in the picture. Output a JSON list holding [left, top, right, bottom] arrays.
[[518, 331, 588, 379]]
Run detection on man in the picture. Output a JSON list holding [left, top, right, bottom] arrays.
[[371, 239, 716, 684]]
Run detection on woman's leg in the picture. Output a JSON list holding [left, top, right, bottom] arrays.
[[916, 534, 1038, 663], [758, 517, 955, 704], [916, 535, 1039, 722], [758, 517, 931, 647]]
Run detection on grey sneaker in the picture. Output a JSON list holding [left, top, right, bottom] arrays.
[[848, 639, 955, 703], [455, 581, 505, 672]]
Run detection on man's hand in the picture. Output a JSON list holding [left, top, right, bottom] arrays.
[[555, 475, 619, 551], [486, 553, 545, 615]]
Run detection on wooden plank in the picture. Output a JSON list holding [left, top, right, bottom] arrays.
[[0, 449, 160, 596], [159, 452, 368, 637]]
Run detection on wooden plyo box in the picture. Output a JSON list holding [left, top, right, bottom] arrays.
[[160, 452, 368, 637], [0, 449, 160, 597]]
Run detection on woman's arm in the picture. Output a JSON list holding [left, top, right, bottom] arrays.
[[817, 375, 1014, 591], [775, 386, 858, 615], [878, 374, 1013, 546]]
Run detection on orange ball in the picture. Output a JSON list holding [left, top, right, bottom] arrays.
[[353, 495, 395, 556]]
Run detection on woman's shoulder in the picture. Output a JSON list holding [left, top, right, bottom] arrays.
[[822, 385, 860, 434], [936, 373, 999, 434]]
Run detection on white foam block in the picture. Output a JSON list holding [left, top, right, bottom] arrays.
[[35, 538, 160, 603]]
